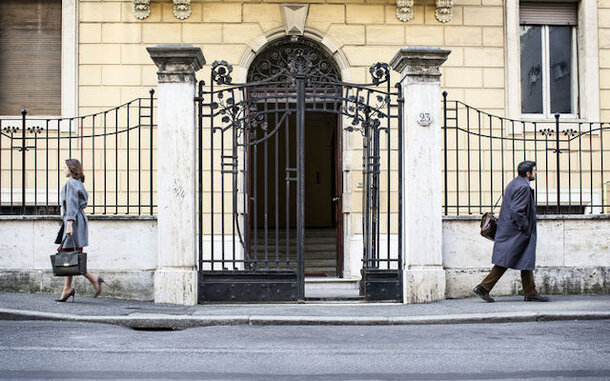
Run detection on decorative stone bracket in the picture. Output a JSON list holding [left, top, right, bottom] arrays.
[[132, 0, 192, 20], [133, 0, 151, 20], [395, 0, 453, 23], [173, 0, 191, 20], [396, 0, 414, 22], [435, 0, 454, 23]]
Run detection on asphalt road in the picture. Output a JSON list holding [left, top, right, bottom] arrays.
[[0, 320, 609, 380]]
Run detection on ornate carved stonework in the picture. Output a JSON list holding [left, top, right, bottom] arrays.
[[435, 0, 454, 23], [247, 37, 340, 86], [396, 0, 414, 22], [173, 0, 191, 20], [390, 47, 451, 83], [133, 0, 151, 20], [147, 45, 205, 84]]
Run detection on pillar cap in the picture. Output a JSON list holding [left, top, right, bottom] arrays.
[[147, 45, 205, 83], [390, 47, 451, 78]]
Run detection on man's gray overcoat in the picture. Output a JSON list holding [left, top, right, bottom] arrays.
[[491, 176, 537, 270], [60, 178, 89, 248]]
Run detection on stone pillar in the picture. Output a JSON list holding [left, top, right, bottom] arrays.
[[147, 45, 205, 305], [390, 47, 450, 304]]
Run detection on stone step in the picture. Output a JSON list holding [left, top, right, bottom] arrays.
[[252, 245, 336, 253], [252, 258, 336, 266], [305, 278, 359, 290], [249, 262, 335, 270], [304, 267, 337, 274], [253, 237, 337, 245], [252, 254, 336, 262], [305, 278, 362, 300], [255, 229, 337, 238]]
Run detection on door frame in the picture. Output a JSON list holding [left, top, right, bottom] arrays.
[[333, 113, 344, 278]]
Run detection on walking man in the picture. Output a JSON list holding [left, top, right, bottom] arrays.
[[474, 161, 549, 302]]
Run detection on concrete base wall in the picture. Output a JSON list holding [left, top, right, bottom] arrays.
[[1, 215, 608, 301], [0, 216, 157, 301], [443, 216, 610, 298]]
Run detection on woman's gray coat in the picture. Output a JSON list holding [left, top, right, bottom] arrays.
[[491, 176, 537, 270], [60, 177, 89, 248]]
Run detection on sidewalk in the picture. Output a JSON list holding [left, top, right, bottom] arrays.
[[0, 292, 608, 330]]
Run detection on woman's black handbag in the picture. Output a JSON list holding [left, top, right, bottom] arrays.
[[50, 237, 87, 276]]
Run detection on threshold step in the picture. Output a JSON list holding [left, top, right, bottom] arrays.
[[305, 278, 360, 291], [304, 287, 362, 300], [304, 296, 366, 302]]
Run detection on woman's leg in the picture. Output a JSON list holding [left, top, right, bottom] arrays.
[[83, 271, 100, 292], [61, 276, 74, 298]]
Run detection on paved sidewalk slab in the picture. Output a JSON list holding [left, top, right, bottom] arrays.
[[0, 292, 608, 329]]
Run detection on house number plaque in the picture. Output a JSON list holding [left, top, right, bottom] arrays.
[[418, 112, 432, 127]]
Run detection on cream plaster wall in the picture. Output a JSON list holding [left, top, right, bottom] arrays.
[[77, 0, 506, 115], [74, 0, 508, 233], [599, 0, 610, 121]]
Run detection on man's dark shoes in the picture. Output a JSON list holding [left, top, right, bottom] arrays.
[[473, 285, 495, 302], [524, 293, 549, 302]]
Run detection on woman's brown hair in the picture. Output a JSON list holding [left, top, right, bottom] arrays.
[[65, 159, 85, 182]]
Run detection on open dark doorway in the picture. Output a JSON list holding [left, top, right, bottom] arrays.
[[251, 111, 343, 277]]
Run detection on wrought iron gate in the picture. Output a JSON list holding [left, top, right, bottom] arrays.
[[197, 40, 402, 302]]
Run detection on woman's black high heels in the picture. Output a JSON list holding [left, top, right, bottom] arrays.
[[55, 289, 75, 302], [94, 277, 104, 298]]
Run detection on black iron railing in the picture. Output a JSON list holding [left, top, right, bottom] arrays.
[[443, 92, 610, 216], [0, 91, 156, 215]]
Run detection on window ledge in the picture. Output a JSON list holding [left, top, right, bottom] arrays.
[[518, 116, 582, 123]]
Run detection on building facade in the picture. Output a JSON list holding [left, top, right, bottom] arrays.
[[1, 0, 609, 304]]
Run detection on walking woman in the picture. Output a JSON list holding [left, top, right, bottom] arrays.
[[55, 159, 104, 302]]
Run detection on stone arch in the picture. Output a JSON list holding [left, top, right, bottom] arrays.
[[236, 28, 351, 83], [247, 36, 340, 83]]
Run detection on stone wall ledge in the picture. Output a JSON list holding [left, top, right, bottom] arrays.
[[445, 266, 609, 298], [444, 214, 610, 221], [0, 269, 154, 301], [0, 215, 157, 221]]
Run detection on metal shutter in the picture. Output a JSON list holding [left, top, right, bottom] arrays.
[[0, 0, 62, 116], [520, 2, 578, 26]]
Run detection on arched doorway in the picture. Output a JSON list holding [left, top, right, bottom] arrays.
[[247, 36, 344, 279], [197, 36, 402, 303]]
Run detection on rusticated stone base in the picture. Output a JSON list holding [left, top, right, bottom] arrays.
[[445, 267, 610, 299], [154, 268, 197, 305], [404, 266, 446, 303], [0, 270, 154, 301]]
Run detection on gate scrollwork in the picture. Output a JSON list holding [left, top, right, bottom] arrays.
[[197, 37, 403, 302]]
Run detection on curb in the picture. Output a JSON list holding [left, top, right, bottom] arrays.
[[1, 308, 609, 329]]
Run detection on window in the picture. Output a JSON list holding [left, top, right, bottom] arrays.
[[0, 0, 62, 116], [519, 2, 578, 117]]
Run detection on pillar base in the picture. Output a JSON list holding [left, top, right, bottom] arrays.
[[154, 268, 197, 305], [403, 266, 446, 304]]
